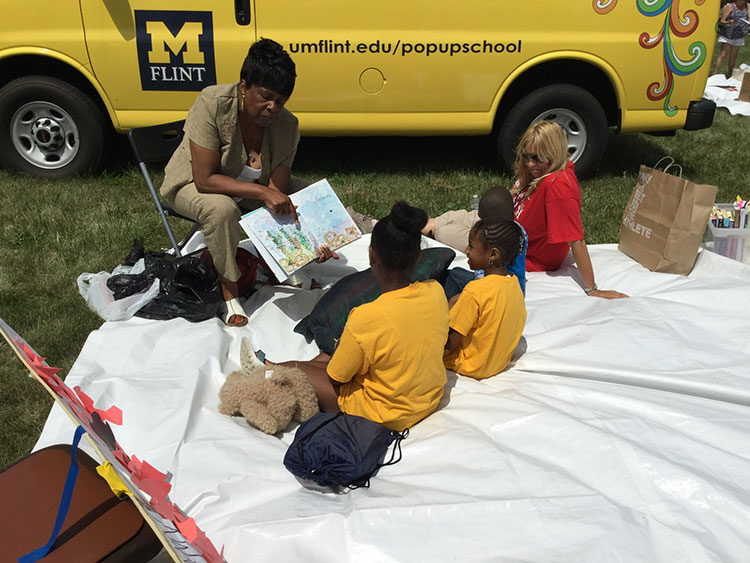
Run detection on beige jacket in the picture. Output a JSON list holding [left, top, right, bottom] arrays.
[[160, 82, 300, 200]]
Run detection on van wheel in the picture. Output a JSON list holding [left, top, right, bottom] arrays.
[[497, 84, 608, 179], [0, 76, 108, 177]]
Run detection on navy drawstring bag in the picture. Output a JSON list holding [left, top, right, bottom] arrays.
[[283, 412, 408, 490]]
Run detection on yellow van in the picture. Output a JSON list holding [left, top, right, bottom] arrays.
[[0, 0, 719, 178]]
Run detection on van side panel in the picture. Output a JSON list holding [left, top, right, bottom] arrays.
[[593, 0, 719, 131], [0, 0, 90, 73], [0, 0, 719, 174], [79, 1, 253, 114], [689, 1, 720, 101], [258, 0, 718, 134]]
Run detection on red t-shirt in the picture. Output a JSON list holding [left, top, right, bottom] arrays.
[[513, 161, 584, 272]]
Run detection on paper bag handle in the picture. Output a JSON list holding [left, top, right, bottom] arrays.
[[653, 156, 682, 177]]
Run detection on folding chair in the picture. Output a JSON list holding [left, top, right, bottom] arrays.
[[128, 120, 200, 256]]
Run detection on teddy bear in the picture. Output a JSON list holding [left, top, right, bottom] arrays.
[[218, 338, 320, 434]]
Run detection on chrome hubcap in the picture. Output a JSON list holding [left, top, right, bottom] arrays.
[[531, 108, 587, 163], [11, 102, 79, 169]]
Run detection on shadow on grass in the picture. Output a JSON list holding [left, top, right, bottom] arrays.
[[597, 132, 673, 176], [51, 133, 504, 179], [100, 127, 725, 181], [98, 133, 139, 175], [1, 128, 683, 180], [295, 135, 502, 175], [297, 130, 680, 179]]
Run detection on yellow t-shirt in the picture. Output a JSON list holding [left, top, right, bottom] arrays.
[[327, 280, 449, 431], [444, 274, 526, 379]]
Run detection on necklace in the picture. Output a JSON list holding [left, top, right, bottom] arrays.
[[240, 122, 263, 168]]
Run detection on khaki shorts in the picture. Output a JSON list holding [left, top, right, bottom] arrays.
[[434, 209, 479, 252]]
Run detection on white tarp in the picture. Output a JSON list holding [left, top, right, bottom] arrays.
[[35, 240, 750, 562], [703, 65, 750, 116]]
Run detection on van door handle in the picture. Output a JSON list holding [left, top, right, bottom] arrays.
[[235, 0, 251, 25]]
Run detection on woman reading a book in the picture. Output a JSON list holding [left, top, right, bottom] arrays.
[[160, 39, 335, 327]]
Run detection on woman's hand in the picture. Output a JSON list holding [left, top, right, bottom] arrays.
[[316, 246, 339, 263], [568, 239, 628, 300], [263, 188, 299, 222], [588, 289, 628, 299]]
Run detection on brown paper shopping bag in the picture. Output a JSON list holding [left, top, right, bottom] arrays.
[[739, 73, 750, 103], [618, 158, 717, 275]]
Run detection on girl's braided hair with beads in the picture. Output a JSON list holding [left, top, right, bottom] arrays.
[[472, 217, 524, 264]]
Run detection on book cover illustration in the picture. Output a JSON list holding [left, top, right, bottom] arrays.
[[240, 179, 361, 280]]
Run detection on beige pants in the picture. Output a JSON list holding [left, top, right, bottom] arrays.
[[434, 209, 479, 252], [167, 176, 309, 282]]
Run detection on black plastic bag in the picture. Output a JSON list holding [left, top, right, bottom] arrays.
[[107, 242, 222, 322]]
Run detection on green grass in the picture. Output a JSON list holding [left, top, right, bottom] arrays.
[[1, 61, 749, 467]]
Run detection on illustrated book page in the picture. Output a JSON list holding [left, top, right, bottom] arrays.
[[239, 179, 361, 281]]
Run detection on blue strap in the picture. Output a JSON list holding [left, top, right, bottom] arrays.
[[19, 425, 87, 563]]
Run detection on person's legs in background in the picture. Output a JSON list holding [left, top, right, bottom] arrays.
[[441, 268, 474, 301], [713, 42, 730, 76], [727, 44, 741, 78], [430, 209, 479, 252]]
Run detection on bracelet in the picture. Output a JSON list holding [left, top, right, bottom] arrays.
[[584, 283, 598, 295]]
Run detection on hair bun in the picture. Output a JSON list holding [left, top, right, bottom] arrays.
[[371, 201, 426, 272], [389, 201, 427, 235]]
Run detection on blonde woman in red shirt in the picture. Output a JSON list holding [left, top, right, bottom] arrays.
[[511, 121, 627, 299]]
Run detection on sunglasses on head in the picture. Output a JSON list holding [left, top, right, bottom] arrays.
[[522, 152, 543, 164]]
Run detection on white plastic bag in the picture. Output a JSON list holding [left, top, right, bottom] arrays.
[[77, 269, 160, 322]]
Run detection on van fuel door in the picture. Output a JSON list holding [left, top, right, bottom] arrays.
[[359, 68, 385, 95]]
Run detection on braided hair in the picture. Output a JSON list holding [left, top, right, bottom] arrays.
[[472, 217, 524, 265], [371, 201, 428, 272]]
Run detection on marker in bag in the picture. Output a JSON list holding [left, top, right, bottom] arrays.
[[736, 196, 747, 229]]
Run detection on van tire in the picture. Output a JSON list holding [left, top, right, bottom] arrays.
[[497, 84, 608, 179], [0, 76, 108, 177]]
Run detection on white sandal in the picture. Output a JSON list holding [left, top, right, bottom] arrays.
[[240, 336, 265, 371], [224, 298, 248, 327]]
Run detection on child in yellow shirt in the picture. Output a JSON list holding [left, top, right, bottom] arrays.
[[444, 217, 527, 379], [281, 201, 450, 431]]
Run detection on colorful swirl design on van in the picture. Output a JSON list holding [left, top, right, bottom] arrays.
[[593, 0, 619, 15], [593, 0, 707, 117]]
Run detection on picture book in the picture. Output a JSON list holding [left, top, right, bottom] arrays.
[[239, 179, 361, 281]]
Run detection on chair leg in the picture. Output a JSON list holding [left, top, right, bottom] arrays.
[[176, 223, 201, 253], [138, 162, 183, 256]]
